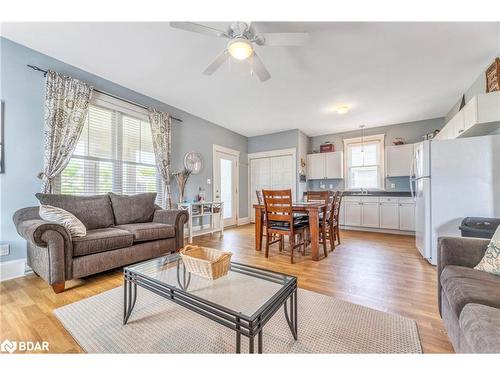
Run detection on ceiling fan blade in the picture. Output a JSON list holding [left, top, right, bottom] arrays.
[[251, 52, 271, 82], [260, 32, 309, 46], [203, 50, 229, 75], [170, 22, 228, 38]]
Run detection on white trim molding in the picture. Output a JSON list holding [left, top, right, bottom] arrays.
[[237, 217, 250, 225], [0, 258, 27, 282]]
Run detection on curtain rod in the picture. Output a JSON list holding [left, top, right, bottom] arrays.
[[27, 64, 183, 123]]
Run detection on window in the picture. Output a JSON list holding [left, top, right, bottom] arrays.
[[57, 93, 163, 206], [344, 134, 385, 190]]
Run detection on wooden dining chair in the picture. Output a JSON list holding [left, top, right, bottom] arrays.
[[306, 191, 330, 257], [256, 190, 283, 250], [262, 189, 307, 264], [331, 191, 344, 246]]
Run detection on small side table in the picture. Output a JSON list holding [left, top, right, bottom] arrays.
[[177, 201, 224, 243]]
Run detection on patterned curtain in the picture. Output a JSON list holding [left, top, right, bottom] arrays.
[[148, 109, 172, 209], [38, 70, 93, 193]]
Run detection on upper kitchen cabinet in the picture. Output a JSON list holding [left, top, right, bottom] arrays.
[[386, 144, 414, 177], [436, 91, 500, 140], [306, 151, 344, 180]]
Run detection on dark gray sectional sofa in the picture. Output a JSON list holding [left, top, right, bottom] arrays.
[[13, 193, 188, 293], [438, 236, 500, 353]]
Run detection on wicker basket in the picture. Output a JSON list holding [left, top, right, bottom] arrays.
[[179, 245, 232, 280]]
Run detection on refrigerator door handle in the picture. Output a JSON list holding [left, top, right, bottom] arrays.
[[409, 157, 415, 200]]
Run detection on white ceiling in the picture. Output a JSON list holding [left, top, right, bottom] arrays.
[[2, 22, 499, 137]]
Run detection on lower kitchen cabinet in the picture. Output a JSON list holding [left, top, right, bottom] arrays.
[[361, 202, 380, 228], [379, 202, 399, 229], [341, 196, 415, 232], [345, 200, 362, 226], [399, 201, 415, 231]]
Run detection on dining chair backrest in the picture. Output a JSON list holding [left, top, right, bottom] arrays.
[[256, 190, 264, 205], [306, 190, 330, 203], [332, 191, 343, 223], [262, 189, 294, 225]]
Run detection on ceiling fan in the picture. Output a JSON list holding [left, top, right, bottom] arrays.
[[170, 22, 309, 82]]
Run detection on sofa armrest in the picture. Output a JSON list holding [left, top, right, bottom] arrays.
[[152, 209, 189, 250], [15, 218, 72, 248], [437, 236, 490, 316]]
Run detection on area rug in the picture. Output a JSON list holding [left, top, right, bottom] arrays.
[[54, 287, 422, 353]]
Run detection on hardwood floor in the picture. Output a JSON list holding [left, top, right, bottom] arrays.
[[0, 225, 453, 353]]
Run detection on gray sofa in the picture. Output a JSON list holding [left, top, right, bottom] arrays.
[[438, 236, 500, 353], [13, 193, 189, 293]]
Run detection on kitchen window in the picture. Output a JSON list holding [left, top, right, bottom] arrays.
[[344, 134, 385, 190], [56, 92, 163, 206]]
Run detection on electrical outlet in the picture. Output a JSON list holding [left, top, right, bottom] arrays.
[[207, 178, 211, 185], [390, 183, 396, 189], [0, 243, 10, 256], [329, 184, 333, 189]]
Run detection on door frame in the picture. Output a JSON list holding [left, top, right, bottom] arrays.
[[213, 144, 240, 227], [247, 147, 297, 223]]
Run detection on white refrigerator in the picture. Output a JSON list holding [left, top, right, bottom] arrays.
[[412, 135, 500, 265]]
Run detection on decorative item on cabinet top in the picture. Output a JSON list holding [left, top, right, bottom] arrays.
[[320, 142, 334, 153], [392, 137, 405, 145], [486, 57, 499, 93]]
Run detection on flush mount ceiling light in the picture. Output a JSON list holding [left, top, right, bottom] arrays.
[[227, 38, 253, 60], [336, 105, 350, 115]]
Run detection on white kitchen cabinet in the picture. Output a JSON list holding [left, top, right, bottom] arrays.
[[386, 144, 414, 177], [306, 153, 325, 180], [399, 199, 415, 231], [306, 152, 343, 180], [345, 200, 362, 226], [436, 91, 500, 140], [379, 198, 399, 229], [361, 201, 380, 228]]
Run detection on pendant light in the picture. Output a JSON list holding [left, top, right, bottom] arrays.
[[360, 125, 366, 160]]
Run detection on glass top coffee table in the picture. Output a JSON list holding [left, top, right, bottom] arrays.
[[123, 253, 298, 353]]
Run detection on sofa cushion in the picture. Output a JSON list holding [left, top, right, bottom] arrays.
[[440, 265, 500, 317], [72, 228, 134, 257], [115, 223, 175, 242], [459, 303, 500, 353], [109, 192, 157, 225], [474, 224, 500, 276], [39, 205, 87, 237], [35, 193, 114, 230]]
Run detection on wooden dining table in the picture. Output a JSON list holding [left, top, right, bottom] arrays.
[[253, 202, 327, 261]]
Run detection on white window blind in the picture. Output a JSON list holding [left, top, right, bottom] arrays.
[[57, 96, 163, 206], [344, 134, 385, 190]]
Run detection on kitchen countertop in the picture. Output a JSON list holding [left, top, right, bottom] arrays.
[[342, 191, 412, 197]]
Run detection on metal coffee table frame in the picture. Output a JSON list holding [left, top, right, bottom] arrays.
[[123, 254, 298, 354]]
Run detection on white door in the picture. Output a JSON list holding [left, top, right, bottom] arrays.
[[306, 153, 325, 179], [345, 201, 362, 226], [270, 155, 294, 190], [380, 202, 399, 229], [361, 202, 380, 228], [399, 202, 415, 231], [214, 147, 239, 227], [249, 158, 270, 222]]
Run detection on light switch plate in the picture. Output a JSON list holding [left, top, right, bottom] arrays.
[[0, 243, 10, 256]]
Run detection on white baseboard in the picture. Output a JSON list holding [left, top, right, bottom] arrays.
[[237, 217, 250, 225], [340, 226, 415, 236], [0, 258, 27, 282]]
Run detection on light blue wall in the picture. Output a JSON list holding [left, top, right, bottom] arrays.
[[247, 129, 299, 154], [0, 37, 248, 262], [307, 118, 445, 192]]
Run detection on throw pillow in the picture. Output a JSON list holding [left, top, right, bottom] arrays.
[[474, 225, 500, 275], [108, 192, 157, 225], [39, 205, 87, 237]]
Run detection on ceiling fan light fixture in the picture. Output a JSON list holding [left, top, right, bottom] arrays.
[[227, 38, 253, 60], [337, 105, 350, 115]]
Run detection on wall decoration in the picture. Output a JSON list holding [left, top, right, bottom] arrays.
[[486, 57, 500, 93], [184, 152, 203, 174]]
